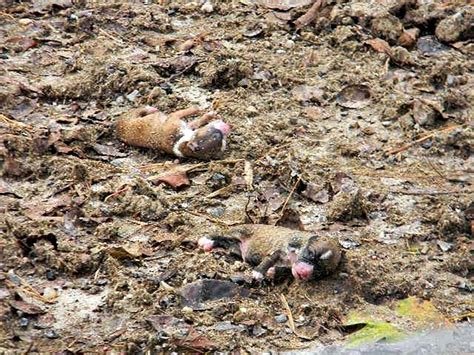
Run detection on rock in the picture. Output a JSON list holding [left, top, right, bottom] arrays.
[[45, 270, 56, 281], [182, 306, 193, 314], [435, 8, 474, 43], [370, 15, 404, 44], [19, 317, 29, 328], [201, 1, 214, 13], [391, 46, 415, 66], [398, 28, 420, 48], [179, 280, 250, 310], [126, 90, 139, 102], [253, 325, 267, 336], [436, 241, 453, 252], [214, 321, 245, 332], [437, 207, 469, 236], [275, 314, 288, 323], [328, 189, 368, 222], [339, 239, 361, 250], [417, 36, 450, 55], [45, 330, 59, 339]]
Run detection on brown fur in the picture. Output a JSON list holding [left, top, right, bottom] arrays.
[[115, 107, 226, 159], [227, 224, 340, 269]]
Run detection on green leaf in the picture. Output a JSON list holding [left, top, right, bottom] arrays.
[[346, 321, 405, 348], [395, 296, 447, 326]]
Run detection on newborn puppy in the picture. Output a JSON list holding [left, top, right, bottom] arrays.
[[198, 224, 341, 282], [116, 106, 230, 160]]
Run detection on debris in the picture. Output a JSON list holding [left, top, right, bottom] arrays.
[[395, 297, 447, 327], [106, 243, 152, 260], [436, 241, 453, 252], [417, 36, 450, 55], [257, 0, 313, 11], [336, 85, 371, 109], [343, 312, 405, 348], [150, 169, 190, 190], [292, 85, 324, 103], [179, 280, 250, 310], [294, 0, 327, 29], [435, 8, 474, 43]]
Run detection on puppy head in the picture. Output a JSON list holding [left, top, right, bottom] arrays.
[[185, 120, 230, 159], [291, 237, 341, 281]]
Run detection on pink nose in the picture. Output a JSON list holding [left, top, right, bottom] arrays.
[[212, 120, 231, 136], [198, 237, 214, 252], [292, 261, 314, 280]]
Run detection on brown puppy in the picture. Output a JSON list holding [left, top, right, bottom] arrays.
[[116, 106, 230, 160], [198, 224, 341, 282]]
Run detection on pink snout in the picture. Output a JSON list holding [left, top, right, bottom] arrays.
[[211, 120, 231, 136], [198, 237, 214, 252], [292, 261, 314, 280]]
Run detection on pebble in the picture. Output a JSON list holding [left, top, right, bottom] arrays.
[[230, 274, 246, 285], [182, 306, 193, 314], [200, 1, 213, 13], [46, 270, 56, 281], [19, 18, 33, 25], [95, 279, 108, 286], [45, 330, 59, 339], [437, 240, 453, 252], [275, 314, 288, 323], [252, 325, 267, 337], [284, 40, 295, 49], [126, 90, 139, 102], [19, 317, 29, 328], [43, 287, 58, 301]]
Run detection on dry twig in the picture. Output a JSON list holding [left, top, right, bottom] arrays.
[[294, 0, 327, 29]]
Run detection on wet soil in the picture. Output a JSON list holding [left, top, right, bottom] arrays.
[[0, 0, 473, 353]]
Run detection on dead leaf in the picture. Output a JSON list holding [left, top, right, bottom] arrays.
[[4, 36, 38, 52], [24, 194, 71, 219], [244, 161, 253, 191], [292, 85, 324, 103], [257, 0, 313, 10], [150, 170, 190, 190], [395, 296, 447, 327], [302, 182, 330, 203], [92, 143, 127, 157], [9, 299, 46, 315], [106, 243, 152, 260], [365, 38, 392, 55], [276, 208, 305, 231], [336, 85, 371, 109]]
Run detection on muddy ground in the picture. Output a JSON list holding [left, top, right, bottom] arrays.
[[0, 0, 473, 353]]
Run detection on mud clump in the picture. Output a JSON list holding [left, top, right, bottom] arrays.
[[435, 7, 474, 43], [328, 189, 369, 222]]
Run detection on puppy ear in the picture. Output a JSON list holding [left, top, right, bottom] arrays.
[[320, 250, 333, 260]]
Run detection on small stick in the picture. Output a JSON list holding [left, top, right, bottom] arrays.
[[294, 0, 327, 29], [390, 189, 473, 195], [275, 176, 302, 225], [104, 185, 130, 202], [280, 294, 313, 340], [98, 28, 125, 46], [0, 113, 33, 131], [184, 210, 240, 226], [387, 124, 465, 155]]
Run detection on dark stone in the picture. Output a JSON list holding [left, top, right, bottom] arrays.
[[179, 280, 250, 310], [46, 270, 56, 281]]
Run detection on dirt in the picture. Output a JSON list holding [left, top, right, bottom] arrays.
[[0, 0, 473, 353]]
